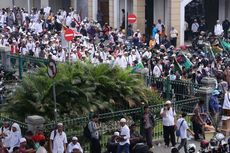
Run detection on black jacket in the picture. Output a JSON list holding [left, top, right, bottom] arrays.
[[140, 113, 155, 129]]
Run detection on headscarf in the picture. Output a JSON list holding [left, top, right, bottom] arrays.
[[11, 123, 21, 135]]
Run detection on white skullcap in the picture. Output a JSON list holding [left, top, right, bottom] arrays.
[[72, 136, 78, 141], [165, 100, 172, 105], [57, 123, 63, 126], [120, 118, 126, 123]]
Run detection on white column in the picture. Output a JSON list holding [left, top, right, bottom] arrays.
[[154, 0, 165, 23], [180, 0, 192, 45], [219, 0, 225, 22], [71, 0, 77, 11], [28, 0, 31, 13], [92, 0, 98, 21], [226, 0, 230, 19], [41, 0, 49, 8], [165, 0, 170, 34], [74, 0, 77, 11], [114, 0, 119, 28]]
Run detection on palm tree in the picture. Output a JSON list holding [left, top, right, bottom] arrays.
[[5, 62, 163, 121]]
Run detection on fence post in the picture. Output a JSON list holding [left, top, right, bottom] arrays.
[[19, 55, 23, 79], [140, 103, 144, 136], [88, 111, 93, 121], [165, 77, 170, 100]]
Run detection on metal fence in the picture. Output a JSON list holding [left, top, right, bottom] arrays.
[[145, 75, 201, 100], [0, 50, 48, 79], [41, 97, 199, 152], [0, 97, 199, 152]]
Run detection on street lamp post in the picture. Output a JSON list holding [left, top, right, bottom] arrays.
[[53, 83, 57, 123]]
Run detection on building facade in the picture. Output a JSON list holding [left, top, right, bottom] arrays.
[[87, 0, 230, 45], [0, 0, 88, 18], [1, 0, 230, 45]]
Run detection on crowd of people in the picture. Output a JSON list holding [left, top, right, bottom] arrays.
[[0, 4, 230, 153], [0, 6, 230, 85]]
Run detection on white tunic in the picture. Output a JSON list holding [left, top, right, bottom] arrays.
[[67, 142, 83, 153], [119, 125, 130, 146], [0, 127, 11, 147], [223, 92, 230, 110], [113, 56, 127, 69], [214, 24, 223, 36], [50, 130, 67, 153], [153, 65, 162, 78], [8, 131, 21, 153]]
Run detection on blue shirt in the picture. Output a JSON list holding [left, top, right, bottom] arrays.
[[209, 95, 220, 113], [152, 27, 158, 38]]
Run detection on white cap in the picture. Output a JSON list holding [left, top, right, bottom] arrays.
[[120, 118, 126, 123], [57, 122, 63, 126], [114, 132, 119, 136], [72, 136, 78, 141], [165, 100, 172, 105], [20, 138, 26, 143]]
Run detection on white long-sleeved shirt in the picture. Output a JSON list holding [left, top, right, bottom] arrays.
[[214, 24, 223, 36], [160, 107, 176, 126], [223, 92, 230, 109], [119, 125, 130, 145], [191, 22, 199, 33], [142, 51, 152, 60], [153, 65, 162, 78], [113, 56, 127, 69]]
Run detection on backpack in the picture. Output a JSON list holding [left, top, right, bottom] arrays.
[[83, 123, 91, 139]]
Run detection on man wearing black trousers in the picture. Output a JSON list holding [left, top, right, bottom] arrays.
[[160, 100, 176, 147], [88, 114, 101, 153]]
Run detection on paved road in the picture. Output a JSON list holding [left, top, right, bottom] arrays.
[[153, 140, 200, 153]]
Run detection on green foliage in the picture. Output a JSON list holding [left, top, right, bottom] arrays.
[[6, 62, 163, 121]]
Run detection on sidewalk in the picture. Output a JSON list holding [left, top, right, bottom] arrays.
[[153, 140, 200, 153]]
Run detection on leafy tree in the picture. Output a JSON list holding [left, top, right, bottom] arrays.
[[5, 62, 163, 121]]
